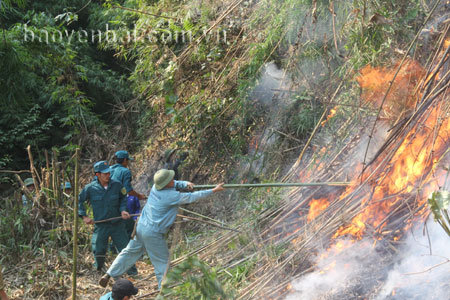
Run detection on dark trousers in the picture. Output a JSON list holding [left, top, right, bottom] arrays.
[[92, 221, 129, 270]]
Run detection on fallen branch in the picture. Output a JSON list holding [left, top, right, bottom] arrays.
[[93, 213, 239, 232], [0, 170, 31, 174]]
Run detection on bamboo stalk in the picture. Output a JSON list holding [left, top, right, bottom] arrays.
[[179, 214, 241, 232], [179, 207, 226, 226], [44, 149, 50, 189], [193, 182, 351, 189], [52, 152, 56, 200], [93, 213, 141, 224], [72, 148, 80, 300], [93, 213, 239, 232], [26, 145, 41, 201], [53, 150, 61, 206]]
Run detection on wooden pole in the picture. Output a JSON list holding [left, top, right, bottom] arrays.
[[72, 148, 80, 300], [44, 149, 50, 189], [26, 145, 40, 196], [193, 182, 351, 189], [53, 150, 61, 206], [52, 152, 56, 199]]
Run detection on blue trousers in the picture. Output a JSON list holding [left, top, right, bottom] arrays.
[[106, 225, 169, 288]]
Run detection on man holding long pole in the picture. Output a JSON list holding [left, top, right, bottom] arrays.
[[99, 169, 224, 289], [79, 161, 131, 271]]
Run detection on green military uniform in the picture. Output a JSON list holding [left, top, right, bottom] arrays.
[[78, 176, 129, 270], [110, 163, 135, 236], [110, 150, 139, 275]]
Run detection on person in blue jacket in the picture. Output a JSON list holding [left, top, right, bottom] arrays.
[[109, 150, 145, 274], [110, 150, 145, 237], [110, 150, 146, 201], [78, 161, 131, 271], [99, 169, 224, 289], [99, 278, 138, 300]]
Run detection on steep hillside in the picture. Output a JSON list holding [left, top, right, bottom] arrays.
[[1, 0, 449, 299]]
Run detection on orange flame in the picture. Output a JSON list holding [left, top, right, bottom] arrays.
[[307, 198, 330, 222], [330, 59, 449, 240], [321, 107, 338, 126], [356, 59, 425, 118]]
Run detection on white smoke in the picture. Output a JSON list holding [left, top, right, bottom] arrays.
[[285, 238, 382, 300], [286, 220, 450, 300], [375, 221, 450, 300]]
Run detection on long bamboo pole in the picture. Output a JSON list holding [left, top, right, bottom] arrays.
[[72, 148, 80, 300], [26, 145, 41, 205], [193, 182, 351, 189], [93, 213, 240, 232]]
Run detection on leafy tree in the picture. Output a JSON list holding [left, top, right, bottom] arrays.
[[0, 0, 137, 177]]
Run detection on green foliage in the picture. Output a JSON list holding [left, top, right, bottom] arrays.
[[0, 206, 34, 255], [157, 256, 231, 300], [286, 94, 322, 139], [0, 1, 137, 174], [343, 0, 425, 69], [428, 190, 450, 237], [226, 259, 255, 285]]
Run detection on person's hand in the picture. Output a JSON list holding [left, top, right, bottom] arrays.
[[212, 183, 225, 193], [83, 216, 94, 225], [138, 193, 147, 200], [121, 211, 131, 219], [186, 182, 194, 191]]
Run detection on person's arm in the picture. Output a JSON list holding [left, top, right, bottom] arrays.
[[119, 185, 130, 219], [174, 180, 194, 191], [128, 189, 146, 200], [124, 169, 146, 200], [176, 183, 224, 205], [78, 187, 93, 225]]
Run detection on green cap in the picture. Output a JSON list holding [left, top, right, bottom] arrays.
[[164, 149, 177, 162], [94, 161, 111, 173], [61, 182, 72, 189], [24, 178, 34, 187], [154, 169, 175, 190], [115, 150, 134, 161]]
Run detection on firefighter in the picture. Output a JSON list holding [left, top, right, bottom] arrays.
[[99, 169, 224, 289], [109, 150, 145, 275], [21, 177, 35, 207], [78, 161, 131, 271]]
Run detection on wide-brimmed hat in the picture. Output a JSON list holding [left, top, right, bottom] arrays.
[[154, 169, 175, 190]]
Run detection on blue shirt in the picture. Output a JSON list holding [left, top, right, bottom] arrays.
[[78, 177, 127, 222], [138, 181, 213, 233], [127, 195, 141, 219], [110, 164, 133, 193], [99, 292, 113, 300]]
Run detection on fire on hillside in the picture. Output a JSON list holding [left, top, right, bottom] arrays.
[[282, 39, 450, 300]]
